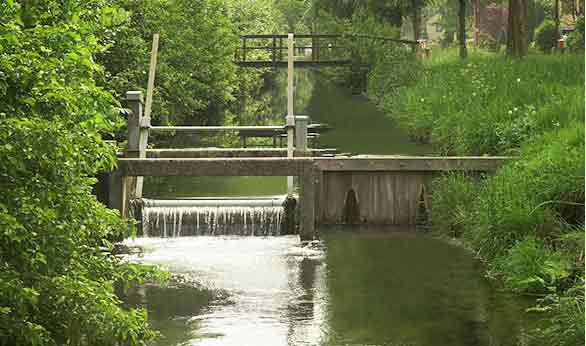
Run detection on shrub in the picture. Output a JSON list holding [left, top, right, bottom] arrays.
[[567, 15, 585, 53], [527, 283, 585, 346], [491, 236, 571, 294], [430, 173, 478, 237], [534, 19, 556, 53]]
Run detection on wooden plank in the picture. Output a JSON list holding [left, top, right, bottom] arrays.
[[144, 33, 159, 121], [316, 156, 511, 172], [235, 60, 353, 68], [117, 157, 314, 177], [149, 125, 284, 132], [145, 148, 337, 158]]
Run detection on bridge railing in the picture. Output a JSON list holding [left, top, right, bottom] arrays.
[[235, 33, 420, 68]]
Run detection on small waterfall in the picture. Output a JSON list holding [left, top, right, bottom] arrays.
[[136, 197, 287, 237]]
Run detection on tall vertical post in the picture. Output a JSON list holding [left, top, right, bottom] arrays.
[[272, 35, 277, 67], [286, 33, 295, 196], [126, 91, 148, 199], [299, 165, 317, 241]]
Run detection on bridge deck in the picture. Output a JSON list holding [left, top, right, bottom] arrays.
[[117, 156, 511, 177]]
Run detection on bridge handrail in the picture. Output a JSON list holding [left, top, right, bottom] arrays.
[[149, 123, 331, 134], [239, 33, 418, 45]]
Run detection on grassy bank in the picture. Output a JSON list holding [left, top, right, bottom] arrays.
[[370, 50, 584, 345]]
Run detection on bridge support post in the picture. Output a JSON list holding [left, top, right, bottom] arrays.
[[295, 116, 309, 153], [125, 91, 149, 199], [286, 33, 295, 196], [300, 164, 317, 241]]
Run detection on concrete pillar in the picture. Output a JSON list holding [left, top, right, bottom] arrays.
[[125, 91, 149, 198], [295, 116, 309, 154], [299, 165, 317, 241], [108, 169, 127, 216]]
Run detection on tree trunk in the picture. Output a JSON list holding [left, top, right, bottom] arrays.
[[507, 0, 529, 57], [411, 5, 421, 54], [459, 0, 468, 58], [554, 0, 560, 48], [412, 6, 421, 42]]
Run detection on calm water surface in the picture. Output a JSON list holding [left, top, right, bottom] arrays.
[[125, 229, 531, 346]]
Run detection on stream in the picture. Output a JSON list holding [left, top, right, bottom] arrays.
[[127, 71, 533, 345]]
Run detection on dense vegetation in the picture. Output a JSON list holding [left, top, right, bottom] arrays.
[[368, 41, 584, 346], [0, 1, 166, 344], [0, 0, 284, 344]]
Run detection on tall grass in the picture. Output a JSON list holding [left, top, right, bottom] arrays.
[[375, 53, 584, 155], [373, 50, 585, 345]]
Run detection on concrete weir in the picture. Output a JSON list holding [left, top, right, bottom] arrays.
[[134, 196, 294, 237], [110, 156, 510, 240], [104, 91, 511, 241]]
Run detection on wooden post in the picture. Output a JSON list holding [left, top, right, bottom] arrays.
[[125, 91, 148, 198], [272, 35, 277, 67], [311, 35, 316, 62], [108, 169, 126, 215], [300, 165, 317, 241], [242, 37, 247, 61], [286, 33, 295, 196]]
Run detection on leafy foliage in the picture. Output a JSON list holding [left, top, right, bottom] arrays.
[[0, 1, 166, 344], [534, 19, 556, 53], [566, 15, 584, 53]]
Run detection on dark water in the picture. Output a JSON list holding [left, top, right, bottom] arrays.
[[143, 71, 430, 198], [124, 229, 531, 346]]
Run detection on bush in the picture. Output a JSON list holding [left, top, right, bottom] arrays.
[[567, 15, 585, 53], [534, 19, 556, 53], [0, 2, 166, 344], [491, 236, 571, 294], [430, 173, 478, 237], [382, 53, 584, 154]]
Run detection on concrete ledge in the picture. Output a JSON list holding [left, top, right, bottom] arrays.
[[315, 156, 512, 172]]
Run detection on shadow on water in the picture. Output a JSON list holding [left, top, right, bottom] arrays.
[[124, 229, 533, 346]]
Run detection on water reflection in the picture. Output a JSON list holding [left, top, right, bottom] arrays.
[[124, 229, 531, 346], [124, 236, 328, 346]]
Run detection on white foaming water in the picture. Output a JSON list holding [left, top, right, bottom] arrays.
[[136, 197, 287, 237]]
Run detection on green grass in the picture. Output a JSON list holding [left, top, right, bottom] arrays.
[[376, 52, 584, 155], [371, 50, 585, 346]]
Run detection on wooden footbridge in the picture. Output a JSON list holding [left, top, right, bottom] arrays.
[[103, 91, 510, 241], [235, 33, 419, 68]]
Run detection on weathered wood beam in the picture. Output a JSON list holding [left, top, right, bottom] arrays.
[[117, 158, 315, 177], [149, 125, 284, 132], [315, 156, 512, 172], [235, 60, 353, 68], [145, 148, 337, 158]]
